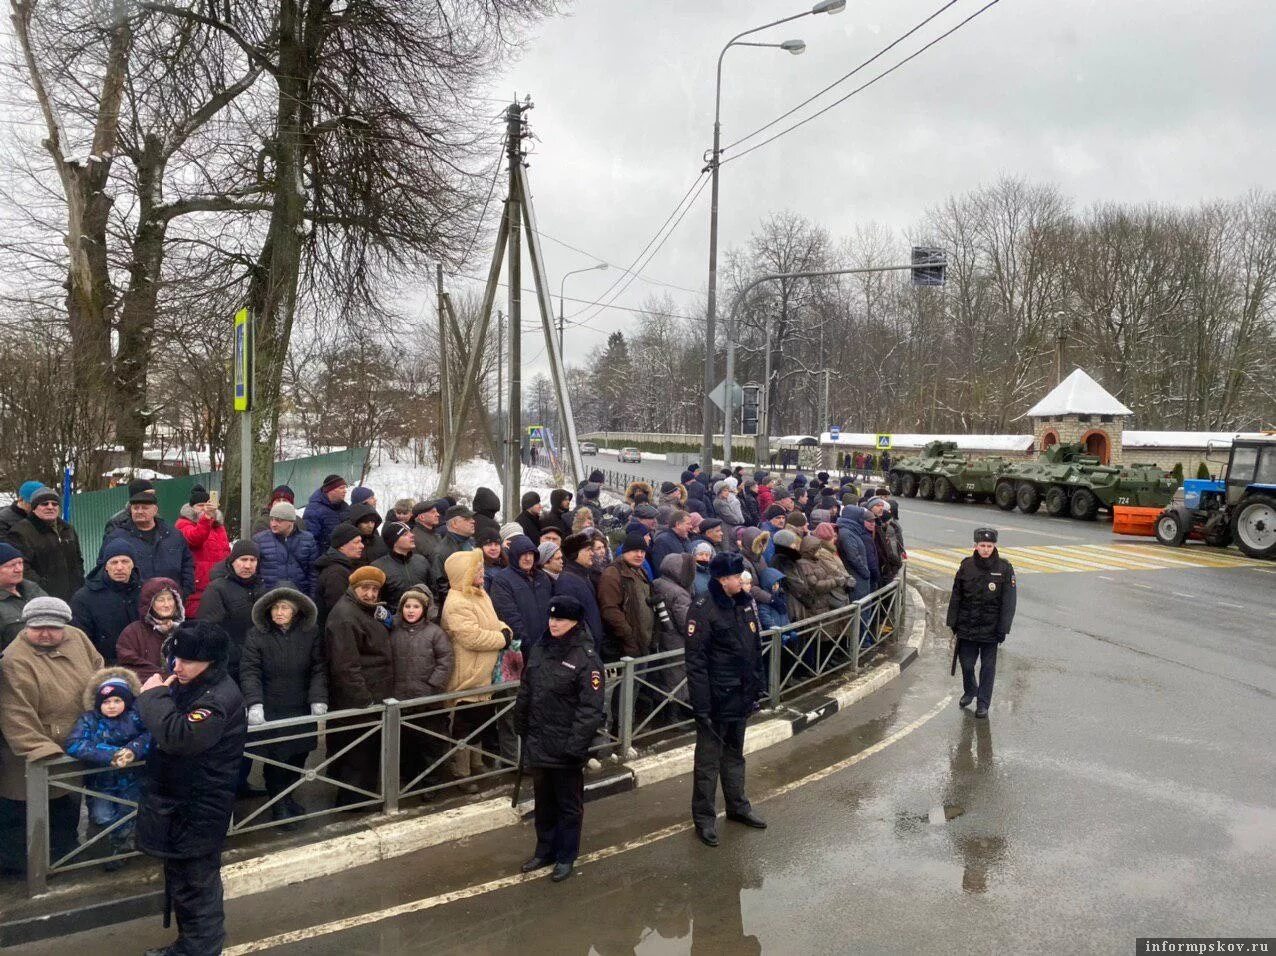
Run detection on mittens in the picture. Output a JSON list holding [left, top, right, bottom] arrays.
[[310, 702, 329, 717], [247, 703, 266, 726]]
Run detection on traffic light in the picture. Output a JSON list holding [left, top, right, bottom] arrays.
[[741, 384, 761, 436], [911, 246, 946, 287]]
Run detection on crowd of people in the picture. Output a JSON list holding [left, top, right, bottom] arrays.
[[0, 462, 906, 877]]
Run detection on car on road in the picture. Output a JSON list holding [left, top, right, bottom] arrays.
[[619, 447, 641, 463], [579, 441, 598, 456]]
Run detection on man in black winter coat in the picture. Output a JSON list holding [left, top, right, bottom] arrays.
[[946, 528, 1017, 718], [70, 539, 141, 662], [513, 595, 605, 883], [347, 503, 387, 565], [472, 487, 502, 542], [547, 489, 574, 535], [685, 551, 767, 847], [313, 523, 365, 632], [99, 488, 194, 595], [136, 621, 247, 956], [5, 487, 84, 601], [196, 541, 267, 686], [515, 492, 544, 545], [372, 521, 432, 608]]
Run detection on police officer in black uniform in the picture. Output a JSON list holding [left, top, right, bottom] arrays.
[[513, 595, 605, 883], [135, 620, 247, 955], [685, 551, 768, 847], [946, 527, 1017, 719]]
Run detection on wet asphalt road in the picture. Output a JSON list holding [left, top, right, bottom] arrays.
[[28, 489, 1276, 954]]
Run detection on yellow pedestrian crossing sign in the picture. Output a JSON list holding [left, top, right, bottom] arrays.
[[876, 434, 892, 450]]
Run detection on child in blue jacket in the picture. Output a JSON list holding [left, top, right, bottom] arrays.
[[65, 668, 152, 867]]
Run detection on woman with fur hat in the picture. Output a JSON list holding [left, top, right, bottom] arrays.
[[64, 668, 152, 866], [240, 585, 327, 828], [175, 487, 230, 615], [116, 577, 184, 682], [325, 564, 392, 805]]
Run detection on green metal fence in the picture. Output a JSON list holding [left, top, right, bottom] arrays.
[[71, 448, 369, 570]]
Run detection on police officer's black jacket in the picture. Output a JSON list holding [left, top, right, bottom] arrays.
[[513, 624, 605, 768], [685, 579, 765, 721], [946, 550, 1017, 644], [135, 664, 247, 858]]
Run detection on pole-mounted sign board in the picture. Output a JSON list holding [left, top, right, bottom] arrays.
[[876, 433, 892, 450], [830, 425, 841, 441], [233, 308, 252, 412]]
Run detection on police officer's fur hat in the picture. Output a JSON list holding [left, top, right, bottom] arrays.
[[166, 620, 230, 666], [708, 551, 745, 579], [547, 595, 584, 621], [974, 527, 998, 544]]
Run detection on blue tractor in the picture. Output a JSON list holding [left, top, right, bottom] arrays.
[[1154, 436, 1276, 559]]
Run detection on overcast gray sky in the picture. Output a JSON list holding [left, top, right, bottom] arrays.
[[451, 0, 1276, 374]]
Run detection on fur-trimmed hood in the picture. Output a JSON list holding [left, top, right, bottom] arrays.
[[178, 503, 224, 524], [625, 480, 653, 506], [251, 584, 318, 631], [82, 666, 142, 710], [738, 527, 771, 558]]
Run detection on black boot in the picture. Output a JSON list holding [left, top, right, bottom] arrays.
[[974, 703, 989, 719], [551, 862, 573, 883], [958, 694, 974, 708], [696, 826, 719, 847]]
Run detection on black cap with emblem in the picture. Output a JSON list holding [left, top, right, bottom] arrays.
[[547, 595, 584, 622], [973, 527, 998, 544]]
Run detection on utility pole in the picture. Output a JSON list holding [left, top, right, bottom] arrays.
[[496, 309, 504, 440], [437, 263, 451, 437], [820, 368, 830, 472], [505, 103, 522, 512]]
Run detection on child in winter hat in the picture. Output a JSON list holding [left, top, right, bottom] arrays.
[[64, 668, 152, 868]]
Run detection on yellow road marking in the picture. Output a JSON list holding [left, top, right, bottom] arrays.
[[222, 697, 953, 954], [906, 543, 1267, 576]]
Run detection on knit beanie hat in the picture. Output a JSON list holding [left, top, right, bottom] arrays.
[[621, 531, 649, 553], [785, 511, 808, 529], [382, 521, 413, 549], [270, 485, 296, 505], [773, 528, 801, 551], [475, 527, 501, 547], [330, 523, 361, 550], [499, 522, 523, 543], [320, 474, 347, 493], [30, 486, 60, 507], [537, 540, 561, 566], [351, 486, 375, 505], [269, 501, 298, 521], [349, 565, 386, 588], [96, 678, 135, 713], [693, 541, 714, 559], [520, 491, 541, 511], [100, 538, 135, 562], [815, 522, 838, 542], [588, 469, 605, 484], [189, 485, 210, 506], [393, 498, 415, 514], [0, 542, 23, 566], [230, 540, 261, 561], [763, 504, 786, 520], [660, 481, 678, 496], [22, 596, 72, 628], [18, 480, 43, 504]]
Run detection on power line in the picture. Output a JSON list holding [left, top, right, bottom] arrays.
[[459, 132, 507, 268], [448, 270, 694, 324], [533, 228, 703, 296], [722, 0, 1003, 167], [722, 0, 963, 154], [565, 171, 708, 321], [571, 173, 711, 325]]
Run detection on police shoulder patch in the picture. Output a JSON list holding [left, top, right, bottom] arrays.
[[187, 708, 212, 723], [589, 670, 602, 691]]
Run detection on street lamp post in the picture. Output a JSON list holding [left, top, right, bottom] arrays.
[[701, 0, 845, 472], [556, 262, 607, 464]]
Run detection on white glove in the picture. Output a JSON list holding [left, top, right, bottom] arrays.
[[374, 605, 390, 623], [310, 702, 329, 717], [247, 703, 266, 726]]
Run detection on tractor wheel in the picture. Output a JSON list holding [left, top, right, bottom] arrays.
[[1154, 510, 1189, 547], [993, 480, 1017, 511], [1233, 495, 1276, 559], [934, 476, 956, 503], [889, 471, 905, 497], [917, 476, 935, 500], [1016, 482, 1041, 514], [901, 473, 918, 499], [1070, 488, 1099, 521], [1044, 486, 1069, 517]]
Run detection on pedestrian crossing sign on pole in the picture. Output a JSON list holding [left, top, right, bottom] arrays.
[[527, 425, 544, 443], [876, 434, 892, 450]]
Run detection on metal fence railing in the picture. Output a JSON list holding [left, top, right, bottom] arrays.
[[19, 572, 905, 896]]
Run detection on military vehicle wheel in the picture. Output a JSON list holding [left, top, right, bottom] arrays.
[[1154, 510, 1189, 547], [1016, 482, 1041, 514], [901, 473, 918, 498], [993, 480, 1017, 511], [1233, 495, 1276, 559], [889, 472, 905, 496], [1044, 486, 1069, 517], [1070, 488, 1099, 521], [934, 476, 956, 503], [917, 476, 935, 500]]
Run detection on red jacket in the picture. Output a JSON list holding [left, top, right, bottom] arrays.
[[175, 506, 230, 615], [757, 485, 775, 513]]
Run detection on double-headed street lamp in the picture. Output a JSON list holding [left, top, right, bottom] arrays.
[[700, 0, 846, 470]]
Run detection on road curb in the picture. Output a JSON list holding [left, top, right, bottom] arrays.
[[1, 585, 931, 946]]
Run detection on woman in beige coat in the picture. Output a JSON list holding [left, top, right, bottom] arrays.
[[440, 550, 511, 788]]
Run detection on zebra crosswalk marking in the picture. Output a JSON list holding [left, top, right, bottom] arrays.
[[905, 543, 1268, 576]]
